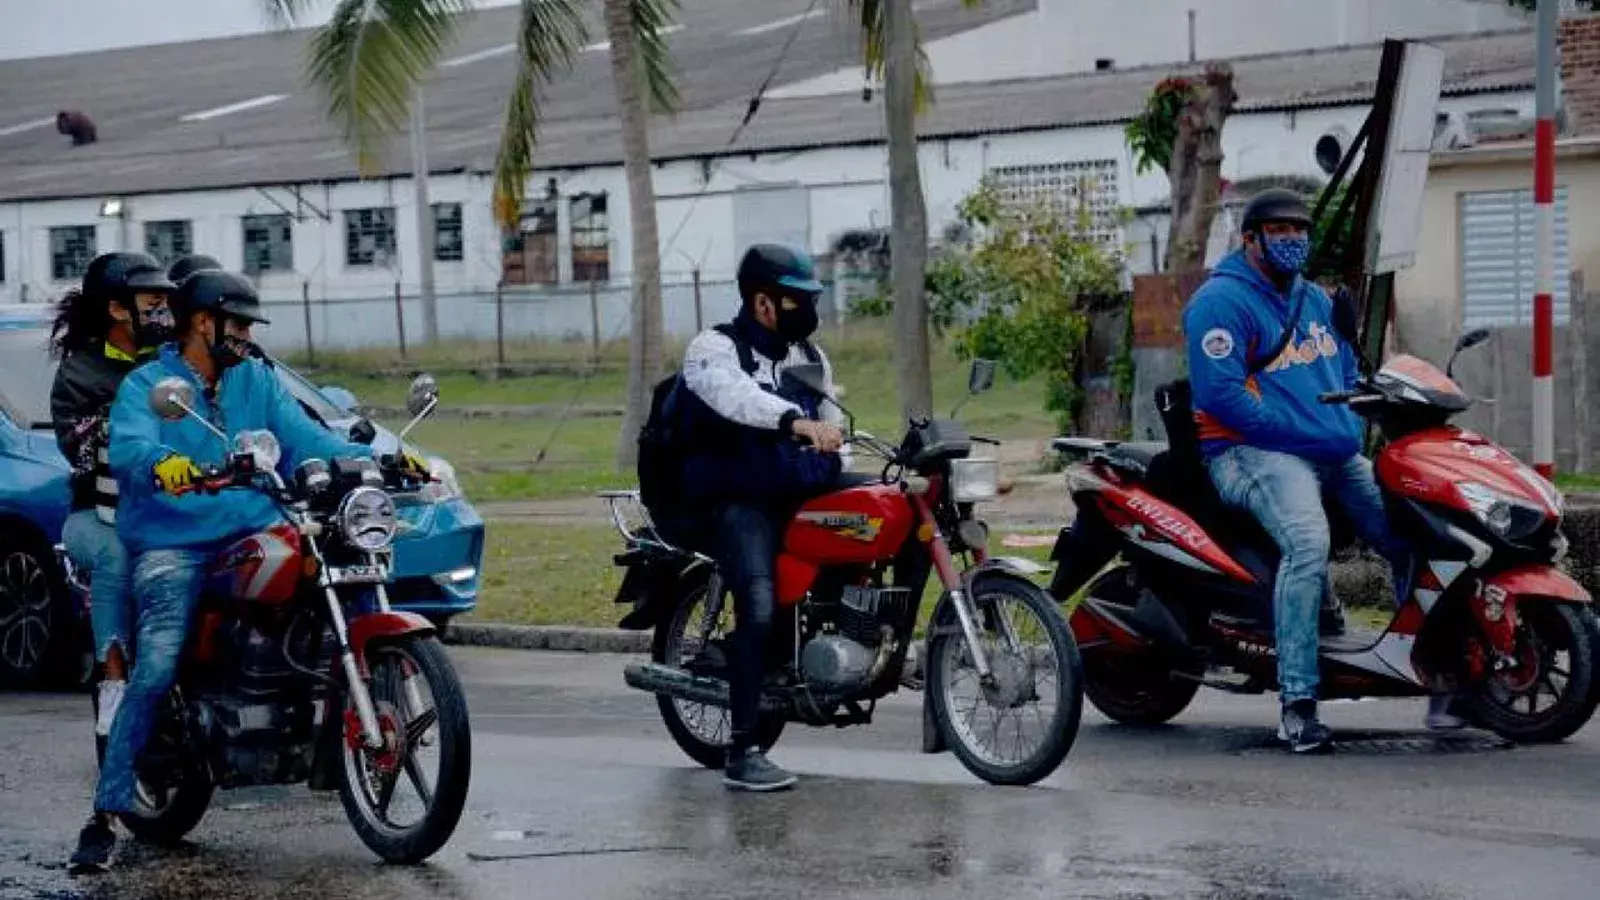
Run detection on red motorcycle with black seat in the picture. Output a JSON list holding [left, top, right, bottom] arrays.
[[1049, 329, 1600, 743], [79, 373, 471, 864], [611, 360, 1084, 786]]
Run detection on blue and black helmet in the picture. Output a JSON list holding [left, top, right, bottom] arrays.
[[736, 243, 823, 304]]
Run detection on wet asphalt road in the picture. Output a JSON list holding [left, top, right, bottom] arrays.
[[3, 647, 1600, 900]]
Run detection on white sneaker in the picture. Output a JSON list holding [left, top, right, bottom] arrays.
[[1426, 693, 1467, 731], [96, 681, 126, 737]]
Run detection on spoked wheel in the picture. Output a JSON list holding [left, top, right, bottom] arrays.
[[92, 692, 214, 847], [927, 576, 1084, 786], [1466, 603, 1600, 744], [652, 578, 784, 770], [0, 547, 55, 684], [338, 636, 471, 864]]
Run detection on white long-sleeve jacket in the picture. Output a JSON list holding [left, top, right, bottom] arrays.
[[681, 327, 851, 465]]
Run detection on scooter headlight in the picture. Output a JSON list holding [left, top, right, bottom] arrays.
[[1457, 482, 1548, 542], [950, 458, 1001, 503], [338, 486, 398, 551]]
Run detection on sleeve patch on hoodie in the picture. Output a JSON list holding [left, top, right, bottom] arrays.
[[1201, 328, 1235, 360]]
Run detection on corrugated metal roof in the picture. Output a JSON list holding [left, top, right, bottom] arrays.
[[0, 6, 1533, 202]]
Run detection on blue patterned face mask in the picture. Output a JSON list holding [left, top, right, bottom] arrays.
[[1261, 234, 1311, 276]]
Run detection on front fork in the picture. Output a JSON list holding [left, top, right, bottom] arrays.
[[911, 495, 996, 681], [308, 541, 385, 750]]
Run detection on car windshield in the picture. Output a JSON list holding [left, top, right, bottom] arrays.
[[0, 317, 57, 429]]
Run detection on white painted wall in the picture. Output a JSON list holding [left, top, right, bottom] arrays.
[[771, 0, 1530, 97], [0, 89, 1532, 351]]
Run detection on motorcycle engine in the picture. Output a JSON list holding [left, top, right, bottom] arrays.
[[800, 585, 911, 690], [190, 697, 314, 788]]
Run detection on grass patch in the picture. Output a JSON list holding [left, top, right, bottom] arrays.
[[1556, 472, 1600, 494], [469, 521, 1065, 628], [289, 322, 1057, 504]]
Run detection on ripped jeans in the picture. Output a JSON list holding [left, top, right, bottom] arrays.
[[94, 548, 209, 814], [61, 510, 133, 665]]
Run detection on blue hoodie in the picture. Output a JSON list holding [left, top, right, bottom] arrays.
[[1182, 250, 1363, 464], [109, 346, 373, 554]]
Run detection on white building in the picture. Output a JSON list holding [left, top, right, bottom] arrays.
[[0, 1, 1537, 353]]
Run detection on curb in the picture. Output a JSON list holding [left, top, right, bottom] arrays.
[[444, 622, 650, 654]]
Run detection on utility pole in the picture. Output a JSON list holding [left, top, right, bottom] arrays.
[[1534, 0, 1557, 478], [409, 86, 439, 345]]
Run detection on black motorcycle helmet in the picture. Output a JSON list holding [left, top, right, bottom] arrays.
[[81, 251, 177, 350], [173, 269, 270, 326], [736, 243, 823, 305], [1240, 188, 1314, 236], [166, 253, 222, 286]]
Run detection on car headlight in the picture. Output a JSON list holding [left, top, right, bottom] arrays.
[[950, 458, 1001, 503], [338, 486, 398, 551], [419, 456, 463, 503], [1457, 482, 1548, 542]]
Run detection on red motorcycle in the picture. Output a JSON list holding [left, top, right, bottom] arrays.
[[612, 360, 1084, 786], [77, 374, 471, 863], [1049, 329, 1600, 743]]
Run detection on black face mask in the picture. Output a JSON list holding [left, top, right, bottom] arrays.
[[118, 298, 175, 351], [775, 295, 820, 344], [210, 318, 252, 370]]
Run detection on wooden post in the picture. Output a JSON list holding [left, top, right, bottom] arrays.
[[301, 280, 315, 366], [692, 267, 704, 333], [590, 277, 601, 364], [394, 281, 408, 360], [496, 280, 506, 367]]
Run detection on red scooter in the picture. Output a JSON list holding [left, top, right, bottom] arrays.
[[1048, 329, 1600, 743]]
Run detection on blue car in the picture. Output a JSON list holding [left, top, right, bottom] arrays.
[[0, 306, 483, 684]]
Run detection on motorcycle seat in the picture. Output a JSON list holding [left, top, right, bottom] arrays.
[[1104, 442, 1168, 477]]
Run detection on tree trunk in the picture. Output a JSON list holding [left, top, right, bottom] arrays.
[[608, 0, 665, 469], [1163, 63, 1236, 277], [885, 0, 934, 422]]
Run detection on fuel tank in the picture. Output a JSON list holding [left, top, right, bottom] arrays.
[[207, 523, 304, 608]]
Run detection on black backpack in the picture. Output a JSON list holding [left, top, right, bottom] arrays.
[[635, 324, 820, 517]]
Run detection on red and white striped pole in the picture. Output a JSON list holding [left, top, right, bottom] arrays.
[[1534, 0, 1557, 479]]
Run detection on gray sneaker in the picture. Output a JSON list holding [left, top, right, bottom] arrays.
[[1426, 693, 1468, 731], [1278, 700, 1334, 754], [723, 747, 797, 793]]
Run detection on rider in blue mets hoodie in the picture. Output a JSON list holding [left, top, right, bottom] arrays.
[[1179, 188, 1426, 756]]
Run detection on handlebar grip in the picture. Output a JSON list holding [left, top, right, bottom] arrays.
[[1318, 391, 1356, 405]]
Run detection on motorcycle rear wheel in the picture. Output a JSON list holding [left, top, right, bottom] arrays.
[[338, 635, 471, 864], [652, 577, 784, 770], [91, 689, 214, 847], [1465, 602, 1600, 744]]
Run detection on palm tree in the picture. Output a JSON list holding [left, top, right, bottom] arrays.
[[262, 0, 677, 468]]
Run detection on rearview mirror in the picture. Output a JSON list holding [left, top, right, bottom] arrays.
[[1455, 327, 1493, 353], [149, 377, 196, 421], [967, 359, 996, 395], [405, 373, 439, 418], [780, 363, 828, 399], [349, 418, 378, 445]]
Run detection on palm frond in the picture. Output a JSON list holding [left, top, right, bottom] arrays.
[[259, 0, 322, 28], [305, 0, 472, 176], [492, 0, 590, 229], [630, 0, 682, 114], [841, 0, 980, 112]]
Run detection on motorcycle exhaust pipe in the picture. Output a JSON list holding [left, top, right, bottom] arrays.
[[623, 663, 786, 712]]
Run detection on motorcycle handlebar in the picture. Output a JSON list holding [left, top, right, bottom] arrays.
[[1318, 391, 1357, 405]]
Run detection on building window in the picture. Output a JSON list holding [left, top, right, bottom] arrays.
[[986, 159, 1122, 246], [344, 207, 397, 267], [1459, 186, 1571, 328], [50, 225, 97, 281], [503, 201, 558, 285], [433, 203, 464, 262], [570, 192, 610, 283], [144, 220, 193, 267], [242, 214, 294, 274]]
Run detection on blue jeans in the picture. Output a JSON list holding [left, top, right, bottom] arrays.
[[713, 502, 782, 747], [94, 548, 209, 814], [1208, 446, 1410, 705], [61, 510, 133, 664]]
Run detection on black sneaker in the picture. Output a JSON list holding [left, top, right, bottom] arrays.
[[69, 814, 116, 874], [1278, 700, 1334, 754], [723, 747, 797, 793]]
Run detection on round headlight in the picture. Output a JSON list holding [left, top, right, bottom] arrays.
[[338, 486, 397, 551]]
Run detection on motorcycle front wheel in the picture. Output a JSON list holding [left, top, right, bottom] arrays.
[[927, 574, 1084, 786], [338, 635, 471, 864], [1465, 602, 1600, 744]]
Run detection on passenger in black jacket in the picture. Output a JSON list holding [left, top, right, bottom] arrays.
[[50, 252, 176, 741]]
